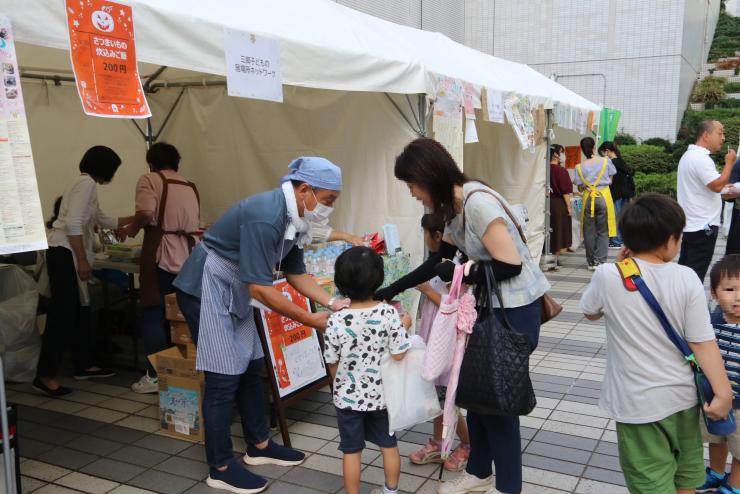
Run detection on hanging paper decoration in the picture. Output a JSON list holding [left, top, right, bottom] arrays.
[[503, 93, 535, 150]]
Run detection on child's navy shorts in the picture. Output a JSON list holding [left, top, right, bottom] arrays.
[[335, 407, 397, 453]]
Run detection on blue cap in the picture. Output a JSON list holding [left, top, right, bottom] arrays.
[[280, 157, 342, 191]]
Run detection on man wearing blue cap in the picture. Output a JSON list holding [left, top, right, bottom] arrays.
[[174, 157, 347, 494]]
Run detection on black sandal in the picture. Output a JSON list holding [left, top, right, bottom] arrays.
[[32, 377, 72, 398]]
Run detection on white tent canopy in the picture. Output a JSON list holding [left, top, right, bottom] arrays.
[[5, 0, 599, 112], [0, 0, 599, 269]]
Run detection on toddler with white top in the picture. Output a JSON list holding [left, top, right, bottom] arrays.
[[323, 246, 412, 494]]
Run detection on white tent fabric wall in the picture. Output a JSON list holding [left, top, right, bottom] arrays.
[[464, 116, 548, 261], [22, 80, 426, 265]]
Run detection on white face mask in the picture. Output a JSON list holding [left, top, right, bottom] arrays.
[[304, 190, 334, 223], [560, 152, 566, 164]]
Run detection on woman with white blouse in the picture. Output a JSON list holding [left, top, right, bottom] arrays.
[[34, 146, 133, 397]]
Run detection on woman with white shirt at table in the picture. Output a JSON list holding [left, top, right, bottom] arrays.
[[33, 146, 133, 397]]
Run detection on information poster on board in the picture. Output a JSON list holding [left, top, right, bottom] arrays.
[[0, 16, 47, 255], [65, 0, 151, 118], [257, 280, 328, 398]]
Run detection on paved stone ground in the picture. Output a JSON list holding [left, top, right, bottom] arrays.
[[6, 242, 729, 494]]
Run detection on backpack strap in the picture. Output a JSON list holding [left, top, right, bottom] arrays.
[[615, 257, 695, 361], [615, 258, 640, 292]]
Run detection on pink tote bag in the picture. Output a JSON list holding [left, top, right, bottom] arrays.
[[421, 264, 465, 381]]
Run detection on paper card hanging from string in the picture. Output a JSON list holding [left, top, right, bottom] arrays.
[[482, 87, 505, 123], [65, 0, 151, 118], [462, 82, 475, 119]]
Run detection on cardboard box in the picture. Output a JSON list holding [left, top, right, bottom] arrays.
[[170, 321, 194, 345], [164, 293, 186, 322], [149, 346, 204, 442]]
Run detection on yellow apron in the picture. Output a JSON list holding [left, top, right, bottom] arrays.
[[577, 158, 617, 238]]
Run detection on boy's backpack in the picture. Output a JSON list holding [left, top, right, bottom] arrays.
[[615, 258, 736, 435]]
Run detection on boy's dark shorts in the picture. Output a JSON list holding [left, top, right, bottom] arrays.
[[335, 407, 397, 453]]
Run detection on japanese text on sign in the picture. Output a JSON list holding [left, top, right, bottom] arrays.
[[225, 29, 283, 103], [257, 280, 327, 398], [65, 0, 151, 118], [0, 16, 47, 255]]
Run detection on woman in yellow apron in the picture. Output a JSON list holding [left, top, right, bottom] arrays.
[[575, 137, 617, 271]]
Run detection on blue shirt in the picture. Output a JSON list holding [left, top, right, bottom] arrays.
[[711, 307, 740, 408], [174, 189, 306, 298]]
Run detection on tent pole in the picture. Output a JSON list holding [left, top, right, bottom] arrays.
[[543, 109, 554, 270], [418, 94, 427, 136], [405, 94, 422, 131], [154, 87, 187, 141], [146, 118, 154, 149], [384, 93, 422, 136], [131, 120, 147, 140], [142, 66, 168, 93]]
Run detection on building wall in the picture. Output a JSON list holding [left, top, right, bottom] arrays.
[[334, 0, 465, 43], [338, 0, 720, 141]]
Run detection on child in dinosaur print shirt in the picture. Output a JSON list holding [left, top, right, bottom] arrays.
[[325, 301, 411, 410], [323, 246, 411, 494]]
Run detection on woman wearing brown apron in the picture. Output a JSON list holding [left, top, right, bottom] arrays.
[[124, 143, 200, 393]]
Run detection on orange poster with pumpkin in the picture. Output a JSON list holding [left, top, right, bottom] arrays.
[[257, 280, 328, 398], [65, 0, 151, 118]]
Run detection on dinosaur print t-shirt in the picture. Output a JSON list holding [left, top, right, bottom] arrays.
[[324, 303, 411, 411]]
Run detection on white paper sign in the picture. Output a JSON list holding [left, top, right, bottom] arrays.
[[464, 117, 479, 143], [484, 88, 505, 123], [0, 17, 47, 255], [224, 29, 283, 102]]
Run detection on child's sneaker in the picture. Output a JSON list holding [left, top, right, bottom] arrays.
[[409, 439, 442, 465], [443, 443, 470, 472], [718, 483, 740, 494], [206, 460, 268, 494], [697, 467, 728, 493]]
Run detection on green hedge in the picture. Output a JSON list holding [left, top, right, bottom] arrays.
[[726, 82, 740, 93], [642, 137, 672, 151], [614, 132, 637, 145], [634, 172, 677, 198], [620, 145, 675, 174], [707, 98, 740, 109], [709, 12, 740, 60]]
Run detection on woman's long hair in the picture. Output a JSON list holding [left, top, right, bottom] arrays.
[[394, 138, 469, 223], [580, 137, 596, 159]]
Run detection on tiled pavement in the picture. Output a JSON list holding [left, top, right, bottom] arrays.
[[7, 243, 729, 494]]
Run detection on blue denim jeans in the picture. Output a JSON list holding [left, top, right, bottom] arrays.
[[610, 198, 623, 245], [140, 269, 177, 377], [174, 288, 269, 468], [465, 298, 541, 494], [203, 361, 270, 468]]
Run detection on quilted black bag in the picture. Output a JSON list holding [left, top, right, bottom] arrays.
[[455, 263, 536, 416]]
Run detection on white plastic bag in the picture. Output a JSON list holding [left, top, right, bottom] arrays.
[[723, 202, 734, 239], [0, 264, 40, 382], [381, 335, 442, 434]]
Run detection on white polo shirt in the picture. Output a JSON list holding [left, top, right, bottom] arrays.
[[677, 144, 721, 232]]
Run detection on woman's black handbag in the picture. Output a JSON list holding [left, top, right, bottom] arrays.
[[455, 263, 537, 416]]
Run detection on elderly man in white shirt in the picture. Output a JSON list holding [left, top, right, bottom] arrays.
[[677, 120, 737, 282]]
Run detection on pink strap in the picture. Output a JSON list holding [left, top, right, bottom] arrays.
[[448, 264, 465, 300]]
